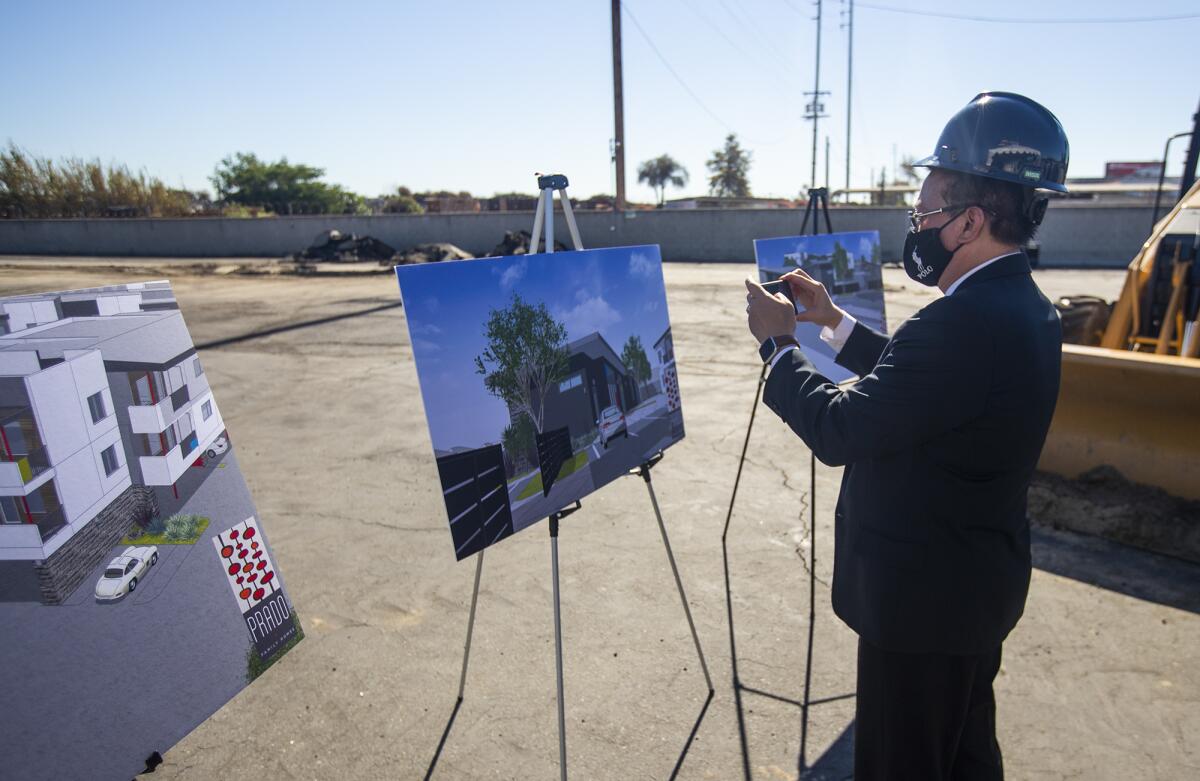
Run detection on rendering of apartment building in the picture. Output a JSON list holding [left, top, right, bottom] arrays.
[[653, 328, 681, 417], [0, 282, 225, 603]]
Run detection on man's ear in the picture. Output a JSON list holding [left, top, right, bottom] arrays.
[[960, 205, 988, 243]]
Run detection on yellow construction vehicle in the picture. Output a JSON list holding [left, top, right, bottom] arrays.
[[1039, 177, 1200, 500]]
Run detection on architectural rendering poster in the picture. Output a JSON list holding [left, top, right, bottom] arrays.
[[754, 231, 887, 383], [396, 244, 686, 561], [0, 282, 301, 781]]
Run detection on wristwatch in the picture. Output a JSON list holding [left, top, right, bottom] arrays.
[[759, 334, 799, 364]]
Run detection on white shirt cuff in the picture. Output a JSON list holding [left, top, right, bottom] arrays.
[[819, 312, 857, 354], [768, 344, 798, 371]]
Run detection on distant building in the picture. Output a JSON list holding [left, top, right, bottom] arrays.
[[478, 194, 540, 212], [420, 195, 480, 214], [663, 196, 796, 210], [0, 283, 225, 603]]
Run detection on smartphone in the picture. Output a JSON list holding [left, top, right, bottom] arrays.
[[762, 279, 800, 312]]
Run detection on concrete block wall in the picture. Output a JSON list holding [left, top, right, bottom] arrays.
[[0, 202, 1162, 267], [35, 485, 157, 604]]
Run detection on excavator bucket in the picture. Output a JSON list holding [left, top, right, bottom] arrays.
[[1039, 345, 1200, 500], [1039, 179, 1200, 500]]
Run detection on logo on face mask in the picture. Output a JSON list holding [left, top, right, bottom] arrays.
[[912, 249, 933, 279]]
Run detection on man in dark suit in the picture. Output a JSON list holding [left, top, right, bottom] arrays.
[[744, 93, 1070, 780]]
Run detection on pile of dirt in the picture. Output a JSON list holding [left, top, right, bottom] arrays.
[[1028, 465, 1200, 563], [394, 242, 473, 265], [481, 229, 568, 257], [295, 230, 396, 262]]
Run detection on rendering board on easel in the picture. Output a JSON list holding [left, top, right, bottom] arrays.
[[0, 281, 301, 781], [396, 244, 686, 560], [754, 230, 888, 383]]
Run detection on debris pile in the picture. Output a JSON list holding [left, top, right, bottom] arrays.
[[394, 242, 474, 265], [296, 230, 396, 262], [482, 230, 568, 257], [1028, 465, 1200, 563]]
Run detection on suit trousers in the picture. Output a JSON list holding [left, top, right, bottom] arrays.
[[854, 637, 1004, 781]]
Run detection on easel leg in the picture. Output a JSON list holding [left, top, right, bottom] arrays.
[[456, 550, 485, 702], [639, 466, 714, 693], [549, 515, 568, 781]]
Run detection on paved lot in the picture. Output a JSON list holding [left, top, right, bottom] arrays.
[[1, 259, 1196, 780]]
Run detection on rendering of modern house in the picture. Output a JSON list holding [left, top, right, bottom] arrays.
[[537, 331, 638, 443], [0, 282, 225, 603]]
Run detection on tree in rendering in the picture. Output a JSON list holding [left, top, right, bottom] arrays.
[[706, 134, 752, 197], [501, 413, 538, 472], [832, 241, 850, 278], [637, 155, 689, 206], [475, 293, 570, 434], [620, 335, 653, 392]]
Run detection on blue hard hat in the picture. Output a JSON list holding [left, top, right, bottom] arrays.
[[914, 92, 1070, 193]]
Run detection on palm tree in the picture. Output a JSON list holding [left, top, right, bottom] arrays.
[[637, 155, 689, 206]]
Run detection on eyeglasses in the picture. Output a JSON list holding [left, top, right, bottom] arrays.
[[907, 202, 993, 230]]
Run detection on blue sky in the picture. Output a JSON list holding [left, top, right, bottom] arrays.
[[396, 245, 671, 452], [3, 1, 1198, 201]]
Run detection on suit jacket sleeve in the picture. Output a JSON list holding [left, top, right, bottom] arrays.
[[833, 320, 890, 378], [764, 304, 989, 467]]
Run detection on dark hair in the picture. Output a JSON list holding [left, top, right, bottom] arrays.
[[938, 170, 1037, 245]]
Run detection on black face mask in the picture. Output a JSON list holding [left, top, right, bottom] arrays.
[[902, 210, 966, 287]]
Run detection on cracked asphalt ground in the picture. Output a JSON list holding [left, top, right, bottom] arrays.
[[2, 260, 1196, 780]]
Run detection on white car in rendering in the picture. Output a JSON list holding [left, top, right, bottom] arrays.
[[205, 433, 229, 460], [95, 546, 158, 601], [597, 405, 628, 448]]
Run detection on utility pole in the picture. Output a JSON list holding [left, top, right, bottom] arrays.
[[804, 0, 830, 190], [825, 136, 830, 191], [842, 0, 853, 202], [612, 0, 627, 211]]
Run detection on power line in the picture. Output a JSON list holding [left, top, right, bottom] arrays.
[[675, 0, 799, 89], [855, 2, 1200, 24], [716, 0, 796, 73], [622, 3, 735, 131]]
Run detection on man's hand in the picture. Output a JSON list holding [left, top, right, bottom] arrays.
[[745, 278, 797, 344], [782, 269, 846, 330]]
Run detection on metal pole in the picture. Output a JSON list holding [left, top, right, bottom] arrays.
[[844, 0, 853, 203], [612, 0, 627, 211], [1152, 132, 1192, 231], [1178, 97, 1200, 203], [456, 551, 485, 701], [545, 187, 556, 255], [811, 0, 822, 188], [824, 136, 830, 192], [640, 466, 714, 693], [530, 190, 547, 254], [559, 191, 584, 251], [549, 516, 568, 781]]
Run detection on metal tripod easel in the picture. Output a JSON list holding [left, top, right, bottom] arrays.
[[440, 174, 713, 781], [722, 186, 847, 779]]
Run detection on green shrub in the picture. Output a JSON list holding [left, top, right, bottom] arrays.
[[143, 514, 167, 536], [164, 514, 202, 541]]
